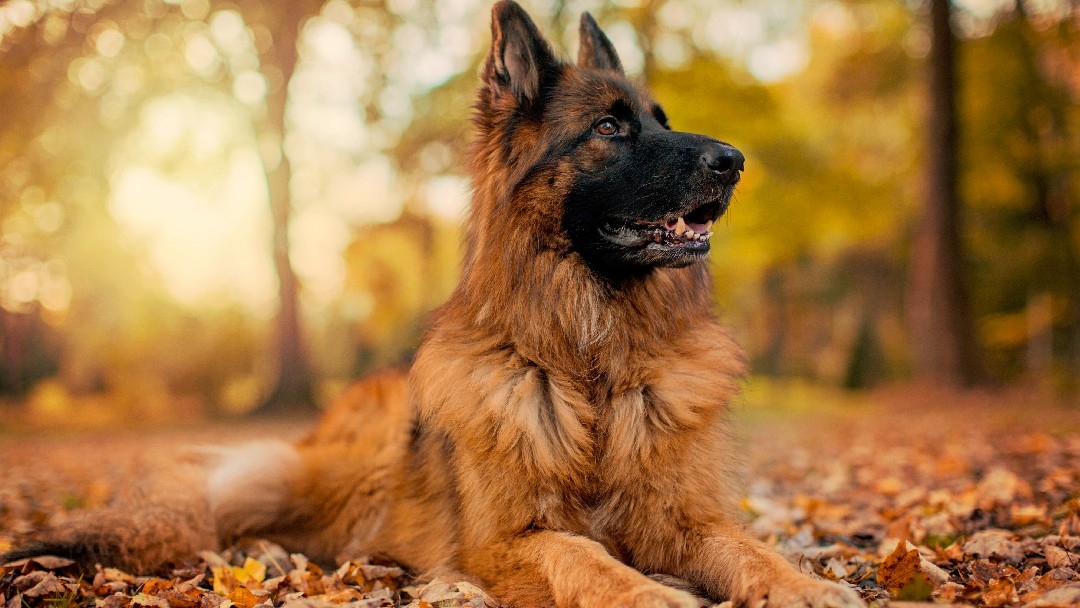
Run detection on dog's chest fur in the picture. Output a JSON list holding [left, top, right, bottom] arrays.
[[410, 294, 745, 554]]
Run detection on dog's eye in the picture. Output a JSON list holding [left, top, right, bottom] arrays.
[[594, 117, 619, 137]]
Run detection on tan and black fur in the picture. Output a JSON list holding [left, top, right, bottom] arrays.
[[4, 3, 865, 607]]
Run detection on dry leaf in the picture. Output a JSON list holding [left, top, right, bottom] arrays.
[[139, 577, 174, 595], [983, 578, 1019, 607], [964, 529, 1026, 564], [878, 541, 922, 592], [231, 557, 267, 585], [977, 468, 1033, 508], [130, 592, 169, 608], [1021, 583, 1080, 607], [228, 586, 262, 608], [22, 572, 69, 598]]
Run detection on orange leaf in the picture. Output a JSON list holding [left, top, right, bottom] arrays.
[[229, 586, 262, 608], [877, 540, 921, 593]]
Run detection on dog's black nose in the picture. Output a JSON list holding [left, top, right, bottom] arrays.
[[702, 143, 744, 185]]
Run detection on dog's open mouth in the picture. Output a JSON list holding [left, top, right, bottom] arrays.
[[600, 199, 723, 252]]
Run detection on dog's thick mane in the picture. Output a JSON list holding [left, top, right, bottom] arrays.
[[455, 56, 720, 385]]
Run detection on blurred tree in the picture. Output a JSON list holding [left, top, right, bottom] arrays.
[[960, 0, 1080, 387], [908, 0, 979, 386], [241, 0, 322, 416], [3, 0, 1079, 418]]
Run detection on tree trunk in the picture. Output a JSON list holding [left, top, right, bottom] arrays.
[[251, 1, 320, 415], [907, 0, 980, 386]]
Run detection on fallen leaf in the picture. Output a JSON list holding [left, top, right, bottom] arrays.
[[164, 588, 205, 608], [964, 529, 1026, 564], [895, 572, 934, 601], [139, 577, 174, 595], [1044, 545, 1070, 569], [1012, 504, 1049, 526], [1021, 583, 1080, 607], [212, 566, 237, 595], [228, 586, 262, 608], [419, 579, 463, 603], [977, 468, 1032, 509], [130, 592, 169, 608], [878, 541, 922, 593], [983, 578, 1019, 607], [103, 568, 136, 583], [824, 557, 849, 580], [231, 557, 266, 585], [22, 572, 69, 598]]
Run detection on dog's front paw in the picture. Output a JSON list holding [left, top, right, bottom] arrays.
[[612, 584, 703, 608], [760, 576, 864, 608]]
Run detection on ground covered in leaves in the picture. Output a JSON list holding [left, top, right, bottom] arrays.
[[1, 386, 1078, 608]]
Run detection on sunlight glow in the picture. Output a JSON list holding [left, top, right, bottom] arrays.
[[108, 95, 277, 312], [747, 37, 810, 83], [424, 176, 469, 221], [109, 159, 276, 311]]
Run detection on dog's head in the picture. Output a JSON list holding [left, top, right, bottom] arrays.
[[472, 1, 743, 278]]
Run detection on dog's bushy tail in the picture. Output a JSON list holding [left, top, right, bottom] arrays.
[[0, 441, 306, 574], [1, 368, 412, 574], [1, 458, 222, 572]]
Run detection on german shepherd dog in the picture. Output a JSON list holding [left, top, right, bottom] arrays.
[[4, 3, 864, 607]]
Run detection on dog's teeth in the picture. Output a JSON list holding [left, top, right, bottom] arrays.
[[675, 217, 686, 235], [704, 220, 714, 232], [685, 229, 695, 239]]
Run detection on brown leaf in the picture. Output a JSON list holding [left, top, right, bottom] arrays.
[[1011, 504, 1049, 526], [101, 593, 133, 608], [22, 572, 70, 598], [13, 570, 50, 591], [419, 579, 464, 603], [933, 581, 965, 602], [131, 592, 169, 608], [140, 577, 175, 595], [964, 529, 1026, 564], [976, 468, 1032, 509], [1021, 583, 1080, 608], [878, 541, 922, 593], [359, 563, 404, 591], [1044, 545, 1075, 569], [983, 578, 1019, 607], [104, 567, 136, 583], [2, 555, 78, 572], [165, 588, 206, 608]]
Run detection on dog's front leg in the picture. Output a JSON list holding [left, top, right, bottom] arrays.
[[679, 527, 864, 608], [470, 530, 699, 608]]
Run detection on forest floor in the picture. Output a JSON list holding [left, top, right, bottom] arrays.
[[0, 382, 1078, 608]]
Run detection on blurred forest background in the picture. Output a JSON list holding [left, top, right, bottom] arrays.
[[0, 0, 1077, 426]]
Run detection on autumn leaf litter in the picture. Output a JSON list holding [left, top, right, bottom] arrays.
[[1, 390, 1078, 607]]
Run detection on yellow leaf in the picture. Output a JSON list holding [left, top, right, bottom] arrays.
[[231, 557, 266, 584], [212, 565, 234, 594]]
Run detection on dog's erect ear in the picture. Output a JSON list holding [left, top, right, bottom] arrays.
[[577, 12, 624, 75], [484, 1, 559, 104]]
